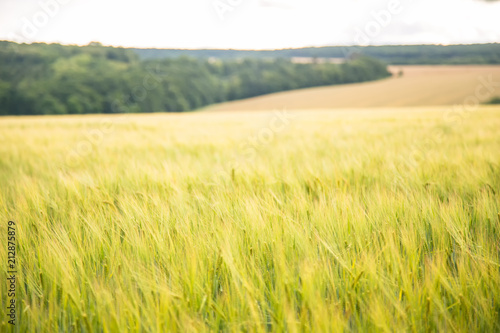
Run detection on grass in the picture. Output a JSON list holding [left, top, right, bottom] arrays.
[[1, 106, 500, 332], [205, 66, 500, 111]]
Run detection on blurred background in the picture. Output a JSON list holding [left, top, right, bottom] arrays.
[[1, 0, 499, 115]]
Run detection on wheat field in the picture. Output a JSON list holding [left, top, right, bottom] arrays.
[[1, 106, 500, 332], [206, 66, 500, 111]]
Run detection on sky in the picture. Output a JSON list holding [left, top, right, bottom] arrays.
[[0, 0, 499, 50]]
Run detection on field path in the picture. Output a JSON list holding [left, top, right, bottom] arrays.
[[204, 65, 500, 111]]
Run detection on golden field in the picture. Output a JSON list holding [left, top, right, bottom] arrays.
[[205, 66, 500, 111]]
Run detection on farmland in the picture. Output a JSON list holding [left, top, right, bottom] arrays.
[[206, 65, 500, 111], [1, 105, 500, 331]]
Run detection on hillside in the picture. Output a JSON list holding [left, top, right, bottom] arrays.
[[0, 41, 390, 115], [204, 65, 500, 111]]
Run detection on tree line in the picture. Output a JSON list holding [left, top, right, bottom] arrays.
[[0, 41, 391, 115], [134, 43, 500, 65]]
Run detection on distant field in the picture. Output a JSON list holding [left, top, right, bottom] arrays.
[[205, 66, 500, 111], [1, 106, 500, 331]]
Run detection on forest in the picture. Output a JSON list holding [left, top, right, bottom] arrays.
[[134, 43, 500, 65], [0, 41, 391, 115]]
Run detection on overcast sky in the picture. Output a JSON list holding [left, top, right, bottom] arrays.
[[0, 0, 499, 49]]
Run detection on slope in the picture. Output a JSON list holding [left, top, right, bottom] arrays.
[[204, 65, 500, 111]]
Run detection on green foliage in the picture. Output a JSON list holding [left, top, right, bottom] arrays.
[[0, 41, 391, 115], [486, 96, 500, 104], [133, 43, 500, 65]]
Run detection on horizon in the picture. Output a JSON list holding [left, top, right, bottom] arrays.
[[1, 0, 499, 50], [2, 39, 499, 52]]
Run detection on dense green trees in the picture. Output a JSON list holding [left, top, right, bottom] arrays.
[[0, 41, 391, 115], [134, 43, 500, 65], [487, 96, 500, 104]]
